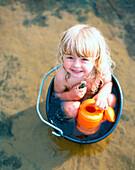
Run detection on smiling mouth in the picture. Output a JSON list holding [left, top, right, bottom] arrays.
[[71, 69, 83, 74]]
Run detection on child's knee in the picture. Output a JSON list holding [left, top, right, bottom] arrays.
[[108, 94, 116, 107], [63, 101, 80, 117]]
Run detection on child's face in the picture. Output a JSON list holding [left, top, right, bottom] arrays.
[[63, 53, 94, 78]]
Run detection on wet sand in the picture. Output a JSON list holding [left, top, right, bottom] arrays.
[[0, 1, 135, 169]]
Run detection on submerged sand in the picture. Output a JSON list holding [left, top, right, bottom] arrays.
[[0, 1, 135, 169]]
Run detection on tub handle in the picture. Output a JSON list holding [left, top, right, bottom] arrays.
[[36, 64, 63, 137]]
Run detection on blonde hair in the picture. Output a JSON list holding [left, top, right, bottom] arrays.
[[56, 24, 115, 90]]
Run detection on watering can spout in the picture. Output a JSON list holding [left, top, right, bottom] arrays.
[[104, 107, 115, 122]]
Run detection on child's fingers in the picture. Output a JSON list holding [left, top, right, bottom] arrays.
[[79, 87, 87, 94], [94, 98, 108, 110], [77, 87, 87, 98], [97, 101, 108, 110], [94, 98, 99, 106]]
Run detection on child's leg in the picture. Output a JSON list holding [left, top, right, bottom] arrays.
[[62, 94, 116, 117], [63, 101, 81, 117], [107, 94, 116, 107]]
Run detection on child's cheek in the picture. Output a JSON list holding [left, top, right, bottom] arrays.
[[84, 64, 93, 73], [64, 62, 71, 70]]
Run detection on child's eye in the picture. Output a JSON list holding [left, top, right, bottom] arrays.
[[67, 56, 73, 59], [81, 58, 89, 61]]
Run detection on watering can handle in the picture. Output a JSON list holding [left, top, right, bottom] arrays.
[[36, 64, 63, 137]]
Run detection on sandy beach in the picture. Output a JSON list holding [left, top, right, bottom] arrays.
[[0, 1, 135, 169]]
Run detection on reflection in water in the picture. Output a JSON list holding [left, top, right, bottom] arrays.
[[0, 0, 135, 169], [49, 132, 112, 158]]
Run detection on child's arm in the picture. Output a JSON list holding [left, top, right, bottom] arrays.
[[93, 73, 113, 110], [54, 67, 87, 100], [55, 85, 87, 101], [54, 67, 67, 93]]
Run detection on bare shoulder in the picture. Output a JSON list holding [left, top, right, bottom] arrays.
[[54, 65, 66, 92]]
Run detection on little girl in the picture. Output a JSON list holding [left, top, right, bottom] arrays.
[[54, 24, 116, 117]]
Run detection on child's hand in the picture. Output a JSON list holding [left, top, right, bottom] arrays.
[[93, 94, 108, 110], [69, 85, 87, 100]]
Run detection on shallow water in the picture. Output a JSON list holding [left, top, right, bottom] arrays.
[[0, 0, 135, 169]]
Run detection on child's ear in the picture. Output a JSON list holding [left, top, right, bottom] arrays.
[[94, 56, 100, 66], [93, 59, 98, 66]]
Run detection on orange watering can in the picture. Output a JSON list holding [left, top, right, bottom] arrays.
[[77, 99, 115, 135]]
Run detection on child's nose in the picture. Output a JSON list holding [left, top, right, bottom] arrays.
[[73, 59, 81, 67]]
